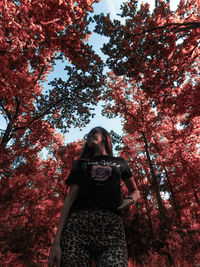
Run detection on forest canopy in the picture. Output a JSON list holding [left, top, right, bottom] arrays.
[[0, 0, 199, 265]]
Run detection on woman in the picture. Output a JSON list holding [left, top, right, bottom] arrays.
[[48, 127, 140, 267]]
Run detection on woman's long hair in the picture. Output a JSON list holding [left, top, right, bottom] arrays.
[[79, 127, 113, 159]]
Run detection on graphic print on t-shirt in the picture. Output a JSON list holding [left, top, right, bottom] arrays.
[[91, 164, 112, 183]]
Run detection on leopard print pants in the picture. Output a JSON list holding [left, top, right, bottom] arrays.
[[60, 207, 128, 267]]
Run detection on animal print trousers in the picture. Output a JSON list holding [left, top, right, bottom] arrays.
[[60, 207, 128, 267]]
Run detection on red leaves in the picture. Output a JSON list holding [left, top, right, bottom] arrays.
[[98, 0, 200, 264], [0, 0, 98, 102], [1, 1, 102, 264], [1, 134, 83, 264], [1, 0, 199, 265]]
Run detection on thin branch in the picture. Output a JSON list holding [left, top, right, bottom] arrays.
[[130, 22, 200, 37], [0, 100, 12, 121], [13, 90, 70, 132], [13, 97, 20, 120]]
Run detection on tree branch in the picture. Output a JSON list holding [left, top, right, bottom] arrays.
[[0, 99, 12, 122], [130, 22, 200, 37]]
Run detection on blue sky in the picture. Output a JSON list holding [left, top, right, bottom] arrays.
[[0, 0, 180, 145], [58, 0, 180, 144]]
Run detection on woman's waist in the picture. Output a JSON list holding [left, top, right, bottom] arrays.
[[69, 205, 122, 218]]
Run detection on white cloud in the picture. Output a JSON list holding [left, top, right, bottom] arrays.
[[105, 0, 125, 19], [104, 0, 180, 19]]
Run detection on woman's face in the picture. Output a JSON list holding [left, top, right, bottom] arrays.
[[84, 128, 104, 148]]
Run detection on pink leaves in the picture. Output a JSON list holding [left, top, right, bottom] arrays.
[[98, 1, 200, 264]]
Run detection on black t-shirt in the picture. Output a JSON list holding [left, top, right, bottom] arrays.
[[65, 155, 132, 215]]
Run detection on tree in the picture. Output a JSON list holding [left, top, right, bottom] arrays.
[[94, 0, 199, 114], [0, 0, 103, 148], [1, 137, 83, 265], [101, 71, 200, 265], [0, 0, 103, 265], [95, 0, 200, 264]]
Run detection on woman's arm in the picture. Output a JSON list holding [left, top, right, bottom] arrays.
[[117, 176, 140, 210], [53, 183, 79, 245], [48, 184, 79, 267], [123, 176, 140, 201]]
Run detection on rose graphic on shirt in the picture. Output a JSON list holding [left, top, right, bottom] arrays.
[[91, 165, 112, 182]]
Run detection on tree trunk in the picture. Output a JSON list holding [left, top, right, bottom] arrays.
[[142, 131, 167, 226]]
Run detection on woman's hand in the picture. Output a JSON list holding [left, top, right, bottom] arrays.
[[130, 190, 140, 202], [117, 198, 133, 210], [48, 243, 61, 267], [117, 190, 140, 210]]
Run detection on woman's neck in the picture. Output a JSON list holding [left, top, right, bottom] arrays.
[[93, 146, 108, 157]]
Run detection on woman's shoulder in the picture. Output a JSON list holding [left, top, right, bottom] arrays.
[[111, 156, 130, 166], [110, 155, 126, 161]]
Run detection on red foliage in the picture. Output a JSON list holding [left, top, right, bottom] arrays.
[[0, 0, 103, 149], [0, 0, 98, 101], [0, 0, 100, 265], [1, 0, 200, 265], [102, 72, 200, 265], [1, 137, 83, 265], [97, 0, 200, 265]]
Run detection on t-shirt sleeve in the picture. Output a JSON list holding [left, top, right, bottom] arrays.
[[65, 161, 82, 186], [120, 158, 132, 180]]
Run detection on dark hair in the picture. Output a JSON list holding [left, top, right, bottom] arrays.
[[79, 127, 113, 159]]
